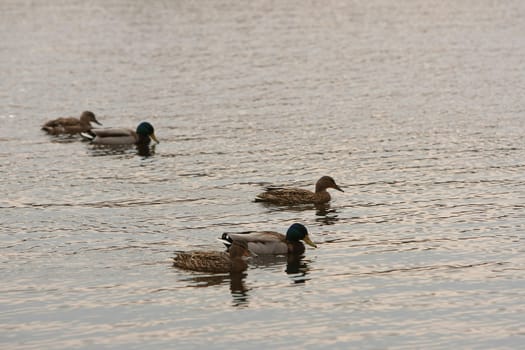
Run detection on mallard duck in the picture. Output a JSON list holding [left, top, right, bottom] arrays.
[[42, 111, 101, 135], [255, 176, 344, 205], [81, 121, 159, 145], [173, 240, 250, 273], [219, 223, 317, 255]]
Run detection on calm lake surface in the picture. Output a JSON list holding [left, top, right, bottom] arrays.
[[1, 0, 524, 349]]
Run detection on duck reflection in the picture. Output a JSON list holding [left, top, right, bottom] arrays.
[[85, 143, 156, 157], [315, 204, 340, 225], [49, 134, 83, 144], [229, 272, 249, 307], [285, 254, 311, 284], [250, 254, 311, 284], [136, 143, 155, 157], [257, 202, 340, 225], [176, 271, 250, 307]]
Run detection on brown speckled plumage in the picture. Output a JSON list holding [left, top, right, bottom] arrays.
[[173, 241, 250, 273], [255, 176, 343, 205], [42, 111, 101, 135]]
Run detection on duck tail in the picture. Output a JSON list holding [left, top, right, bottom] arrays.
[[80, 130, 95, 141], [217, 233, 233, 249], [42, 125, 59, 135], [265, 186, 285, 192]]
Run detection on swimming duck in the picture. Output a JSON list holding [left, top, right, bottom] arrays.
[[173, 241, 250, 273], [255, 176, 344, 205], [81, 121, 159, 145], [42, 111, 101, 135], [219, 223, 317, 255]]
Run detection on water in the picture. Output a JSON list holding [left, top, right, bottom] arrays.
[[1, 0, 524, 349]]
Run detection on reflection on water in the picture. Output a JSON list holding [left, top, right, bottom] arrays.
[[229, 272, 249, 307], [257, 202, 340, 225], [85, 144, 156, 157], [315, 204, 340, 225], [176, 269, 250, 307], [258, 201, 338, 215], [285, 255, 310, 284], [136, 144, 155, 158], [179, 272, 233, 288], [47, 134, 84, 144], [251, 254, 311, 284]]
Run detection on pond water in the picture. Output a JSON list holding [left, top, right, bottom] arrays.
[[1, 0, 524, 349]]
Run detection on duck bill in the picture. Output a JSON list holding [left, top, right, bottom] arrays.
[[303, 235, 317, 248], [334, 184, 344, 192], [93, 119, 102, 126], [149, 133, 160, 144]]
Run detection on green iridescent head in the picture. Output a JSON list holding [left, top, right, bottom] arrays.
[[286, 223, 317, 248], [136, 122, 159, 143]]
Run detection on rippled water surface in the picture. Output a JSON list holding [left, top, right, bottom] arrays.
[[1, 0, 524, 349]]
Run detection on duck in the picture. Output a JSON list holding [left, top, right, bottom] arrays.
[[173, 240, 251, 273], [219, 223, 317, 255], [255, 176, 344, 205], [42, 111, 102, 135], [81, 121, 159, 145]]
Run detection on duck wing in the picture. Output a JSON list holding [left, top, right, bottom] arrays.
[[173, 251, 231, 273], [226, 231, 284, 243], [90, 128, 134, 137], [256, 188, 315, 204], [223, 231, 288, 255], [43, 117, 80, 127], [85, 128, 137, 144]]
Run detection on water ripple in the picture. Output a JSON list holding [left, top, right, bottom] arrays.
[[1, 0, 525, 349]]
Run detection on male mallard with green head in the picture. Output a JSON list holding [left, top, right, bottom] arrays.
[[173, 240, 251, 273], [219, 223, 317, 255], [255, 176, 343, 205], [81, 121, 159, 145], [42, 111, 102, 135]]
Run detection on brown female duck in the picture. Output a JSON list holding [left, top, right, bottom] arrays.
[[42, 111, 101, 135], [173, 241, 250, 273], [255, 176, 343, 205]]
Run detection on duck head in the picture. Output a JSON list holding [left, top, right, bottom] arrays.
[[316, 176, 343, 192], [136, 122, 159, 144], [80, 111, 102, 125], [286, 223, 317, 248]]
